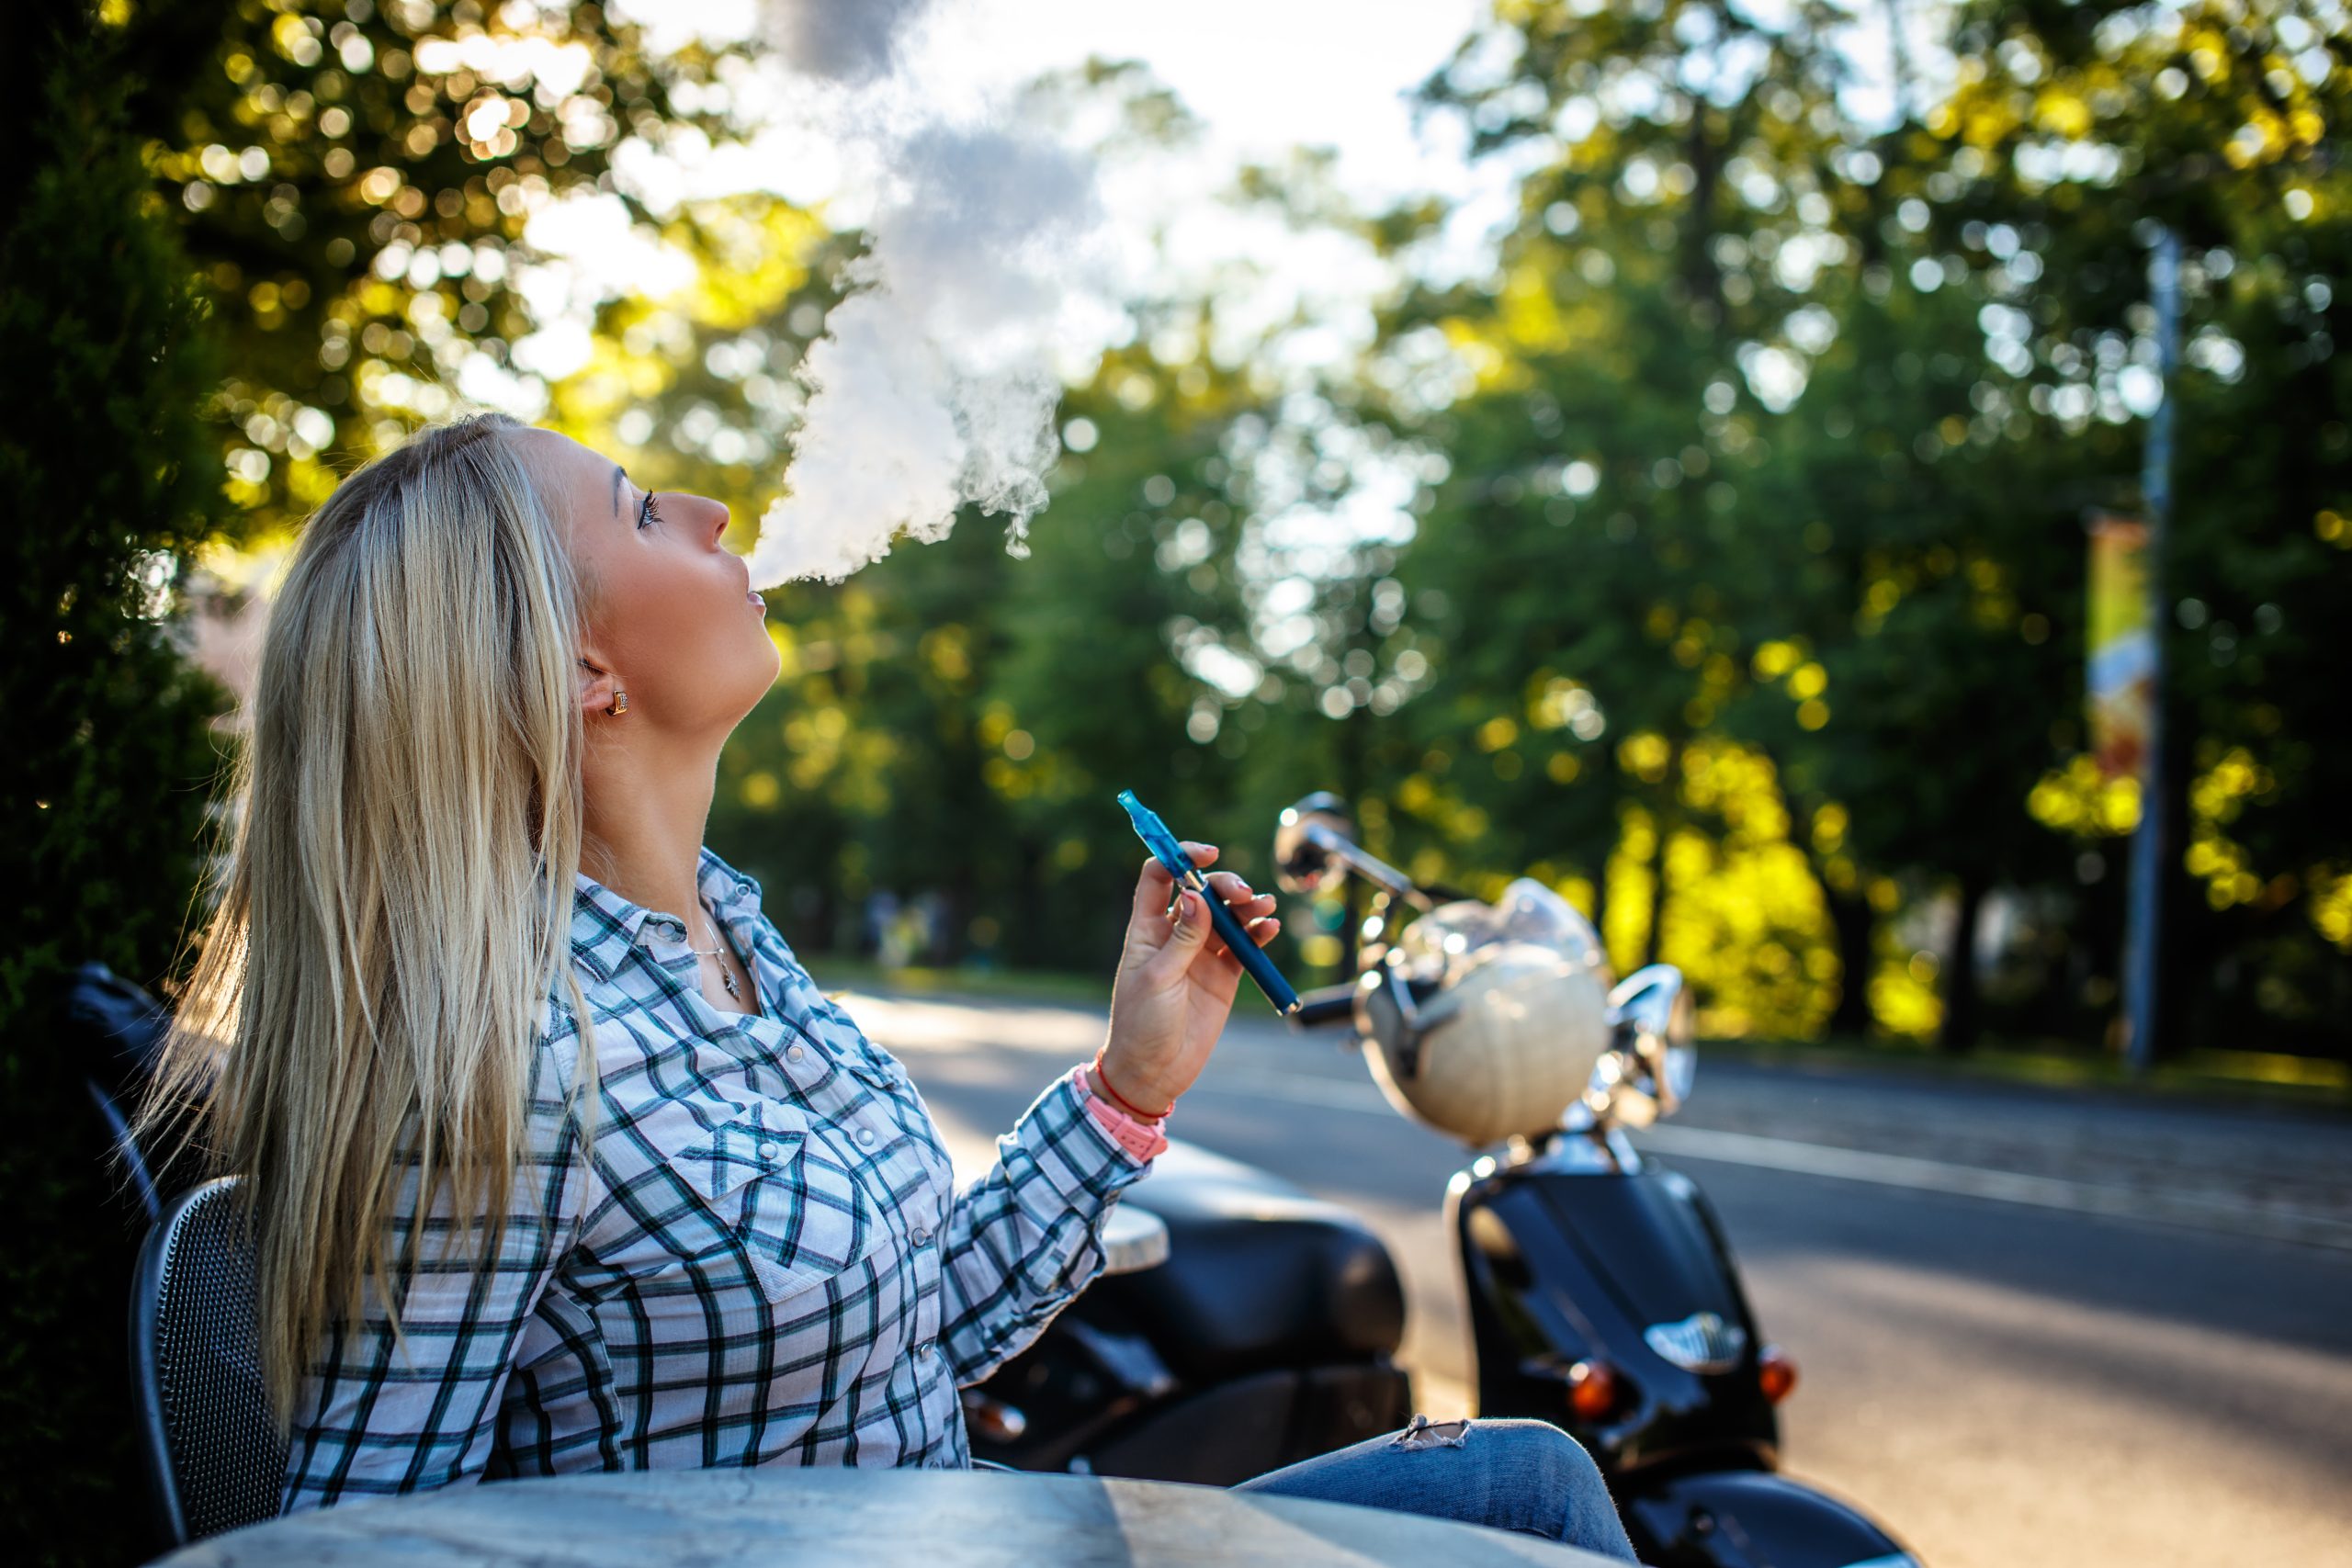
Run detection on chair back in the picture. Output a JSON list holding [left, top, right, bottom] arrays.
[[68, 961, 177, 1224], [130, 1177, 288, 1544]]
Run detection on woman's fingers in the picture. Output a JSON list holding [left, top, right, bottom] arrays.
[[1130, 846, 1283, 968], [1190, 874, 1280, 961], [1136, 842, 1217, 888], [1131, 841, 1219, 925], [1198, 875, 1269, 932], [1233, 900, 1276, 929], [1203, 914, 1282, 963]]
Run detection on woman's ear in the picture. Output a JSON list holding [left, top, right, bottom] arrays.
[[575, 653, 620, 720]]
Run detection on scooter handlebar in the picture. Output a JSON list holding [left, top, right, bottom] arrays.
[[1291, 976, 1448, 1029], [1291, 984, 1359, 1027]]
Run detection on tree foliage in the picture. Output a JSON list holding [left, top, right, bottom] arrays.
[[683, 4, 2352, 1060], [1, 4, 232, 1558], [1342, 0, 2352, 1051], [134, 0, 744, 536]]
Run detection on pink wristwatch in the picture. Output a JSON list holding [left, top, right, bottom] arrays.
[[1077, 1063, 1170, 1163]]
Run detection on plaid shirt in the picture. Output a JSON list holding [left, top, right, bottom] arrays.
[[282, 849, 1150, 1512]]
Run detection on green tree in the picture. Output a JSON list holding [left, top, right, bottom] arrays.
[[1921, 0, 2352, 1053], [982, 344, 1266, 970], [1, 4, 232, 1558], [132, 0, 745, 538], [1376, 0, 1896, 1033], [1712, 261, 2087, 1052], [687, 65, 1296, 976], [1361, 0, 2348, 1055], [702, 333, 1281, 976]]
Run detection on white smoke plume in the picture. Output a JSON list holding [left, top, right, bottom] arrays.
[[770, 0, 931, 84], [749, 2, 1117, 586]]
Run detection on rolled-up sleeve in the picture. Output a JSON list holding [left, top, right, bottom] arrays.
[[938, 1066, 1152, 1386]]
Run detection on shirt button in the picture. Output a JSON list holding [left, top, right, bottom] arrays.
[[855, 1127, 876, 1147], [757, 1141, 782, 1163], [913, 1341, 933, 1359], [910, 1227, 930, 1247], [786, 1045, 806, 1064]]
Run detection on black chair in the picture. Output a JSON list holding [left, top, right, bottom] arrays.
[[67, 961, 179, 1225], [130, 1177, 288, 1545]]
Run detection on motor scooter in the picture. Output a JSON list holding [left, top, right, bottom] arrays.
[[969, 794, 1918, 1568]]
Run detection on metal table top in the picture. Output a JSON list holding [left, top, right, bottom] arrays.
[[153, 1467, 1611, 1567], [1100, 1200, 1170, 1275]]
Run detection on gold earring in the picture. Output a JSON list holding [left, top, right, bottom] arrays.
[[611, 690, 629, 716]]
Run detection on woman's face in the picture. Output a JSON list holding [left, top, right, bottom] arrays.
[[517, 428, 780, 735]]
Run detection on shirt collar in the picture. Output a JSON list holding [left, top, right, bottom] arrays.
[[570, 847, 765, 985], [696, 846, 765, 927]]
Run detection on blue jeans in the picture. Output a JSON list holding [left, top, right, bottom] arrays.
[[1234, 1417, 1640, 1562]]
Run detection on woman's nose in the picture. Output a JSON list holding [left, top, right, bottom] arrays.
[[690, 492, 730, 549]]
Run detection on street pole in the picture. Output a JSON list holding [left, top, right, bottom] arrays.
[[2122, 226, 2179, 1076]]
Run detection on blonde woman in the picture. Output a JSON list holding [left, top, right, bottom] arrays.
[[148, 413, 1635, 1559]]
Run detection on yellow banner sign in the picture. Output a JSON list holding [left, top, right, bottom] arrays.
[[2087, 513, 2153, 782]]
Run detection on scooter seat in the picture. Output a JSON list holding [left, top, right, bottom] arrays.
[[1107, 1140, 1405, 1383]]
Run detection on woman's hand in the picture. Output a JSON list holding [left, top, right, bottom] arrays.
[[1097, 842, 1281, 1116]]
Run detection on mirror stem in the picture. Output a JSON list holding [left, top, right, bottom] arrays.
[[1309, 827, 1436, 909]]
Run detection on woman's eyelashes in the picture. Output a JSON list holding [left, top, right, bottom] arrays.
[[636, 489, 663, 530]]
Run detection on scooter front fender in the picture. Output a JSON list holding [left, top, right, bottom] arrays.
[[1622, 1469, 1917, 1568], [1452, 1160, 1779, 1469]]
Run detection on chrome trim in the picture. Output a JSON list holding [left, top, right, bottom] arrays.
[[1642, 1311, 1748, 1373], [957, 1389, 1029, 1442], [1317, 829, 1431, 908], [1609, 964, 1685, 1041], [1508, 1128, 1642, 1175]]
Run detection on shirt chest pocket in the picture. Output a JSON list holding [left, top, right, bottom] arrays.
[[676, 1104, 876, 1305]]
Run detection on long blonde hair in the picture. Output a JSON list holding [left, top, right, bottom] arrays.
[[144, 412, 594, 1420]]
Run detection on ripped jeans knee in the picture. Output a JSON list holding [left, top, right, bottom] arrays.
[[1236, 1414, 1639, 1562], [1388, 1413, 1474, 1450]]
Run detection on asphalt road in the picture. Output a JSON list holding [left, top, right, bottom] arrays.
[[836, 986, 2352, 1568]]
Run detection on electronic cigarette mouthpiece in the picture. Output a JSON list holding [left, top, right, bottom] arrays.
[[1118, 789, 1301, 1018]]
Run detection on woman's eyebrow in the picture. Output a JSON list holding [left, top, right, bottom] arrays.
[[611, 464, 627, 519]]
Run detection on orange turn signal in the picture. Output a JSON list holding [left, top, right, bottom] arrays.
[[1566, 1359, 1622, 1423], [1758, 1344, 1798, 1404]]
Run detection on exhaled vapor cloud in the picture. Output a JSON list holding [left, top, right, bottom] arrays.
[[749, 1, 1114, 587]]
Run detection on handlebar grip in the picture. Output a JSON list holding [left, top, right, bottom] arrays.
[[1291, 984, 1358, 1027], [1290, 975, 1451, 1030]]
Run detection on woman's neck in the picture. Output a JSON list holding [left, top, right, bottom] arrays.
[[581, 737, 721, 924]]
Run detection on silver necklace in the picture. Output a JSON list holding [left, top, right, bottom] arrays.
[[685, 909, 741, 999]]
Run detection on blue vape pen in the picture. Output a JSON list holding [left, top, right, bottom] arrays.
[[1118, 789, 1301, 1017]]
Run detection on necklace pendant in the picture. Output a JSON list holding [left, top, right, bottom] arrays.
[[721, 969, 741, 999]]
